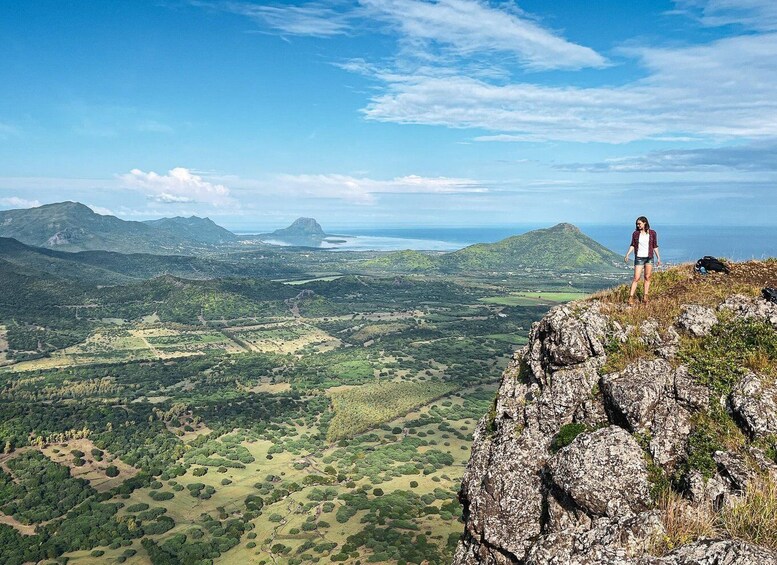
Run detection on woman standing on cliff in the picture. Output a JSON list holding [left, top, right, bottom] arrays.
[[624, 216, 661, 305]]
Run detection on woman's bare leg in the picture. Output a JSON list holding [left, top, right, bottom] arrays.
[[643, 263, 653, 302], [629, 265, 644, 303]]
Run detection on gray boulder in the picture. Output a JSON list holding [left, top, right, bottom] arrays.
[[525, 531, 633, 565], [674, 365, 709, 412], [601, 358, 674, 431], [534, 359, 602, 434], [639, 319, 681, 359], [611, 320, 635, 344], [573, 394, 609, 429], [686, 470, 728, 509], [649, 397, 691, 467], [652, 538, 777, 564], [600, 359, 692, 465], [719, 294, 777, 327], [713, 450, 772, 495], [639, 319, 663, 348], [548, 426, 651, 517], [676, 305, 718, 337], [527, 303, 608, 377], [527, 510, 663, 564], [457, 418, 546, 562], [728, 373, 777, 438]]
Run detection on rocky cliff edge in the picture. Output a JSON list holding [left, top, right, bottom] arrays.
[[454, 261, 777, 565]]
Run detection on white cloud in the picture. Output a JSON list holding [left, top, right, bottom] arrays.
[[556, 141, 777, 173], [676, 0, 777, 30], [214, 0, 604, 69], [219, 1, 350, 36], [120, 167, 236, 206], [273, 173, 488, 204], [363, 74, 657, 143], [360, 0, 606, 70], [0, 197, 42, 209], [359, 31, 777, 143]]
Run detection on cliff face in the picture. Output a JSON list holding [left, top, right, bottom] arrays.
[[454, 263, 777, 565]]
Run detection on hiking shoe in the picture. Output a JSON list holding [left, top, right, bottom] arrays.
[[628, 296, 635, 306], [642, 297, 649, 304]]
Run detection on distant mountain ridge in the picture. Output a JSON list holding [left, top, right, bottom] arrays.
[[143, 216, 238, 245], [0, 201, 239, 253], [364, 223, 623, 273], [0, 236, 303, 284]]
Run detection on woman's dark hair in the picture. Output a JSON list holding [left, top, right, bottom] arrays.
[[635, 216, 650, 232]]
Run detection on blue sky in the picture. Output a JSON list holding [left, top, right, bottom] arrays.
[[1, 0, 776, 229]]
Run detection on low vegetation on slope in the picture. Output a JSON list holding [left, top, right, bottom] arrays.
[[595, 259, 776, 372], [596, 258, 774, 315], [597, 259, 777, 553]]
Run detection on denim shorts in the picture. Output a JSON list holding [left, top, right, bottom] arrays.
[[634, 256, 655, 267]]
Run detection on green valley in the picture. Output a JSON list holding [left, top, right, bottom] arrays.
[[0, 205, 628, 565]]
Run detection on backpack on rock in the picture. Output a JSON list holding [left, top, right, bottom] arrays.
[[762, 287, 777, 304], [694, 256, 730, 275]]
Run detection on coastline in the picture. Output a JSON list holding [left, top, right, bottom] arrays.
[[235, 225, 776, 264]]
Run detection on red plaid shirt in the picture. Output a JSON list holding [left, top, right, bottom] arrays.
[[630, 229, 658, 259]]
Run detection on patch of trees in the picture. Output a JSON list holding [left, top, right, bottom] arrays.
[[0, 499, 172, 564], [141, 514, 247, 565], [336, 489, 451, 563], [183, 436, 254, 468], [0, 451, 95, 524]]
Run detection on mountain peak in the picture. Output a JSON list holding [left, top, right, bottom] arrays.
[[286, 217, 325, 235], [263, 217, 328, 243], [443, 223, 620, 272], [548, 222, 582, 234], [40, 201, 95, 215], [362, 223, 621, 274]]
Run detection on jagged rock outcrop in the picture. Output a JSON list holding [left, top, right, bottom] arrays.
[[600, 359, 692, 466], [728, 373, 777, 438], [601, 359, 673, 431], [639, 319, 680, 358], [454, 291, 777, 564]]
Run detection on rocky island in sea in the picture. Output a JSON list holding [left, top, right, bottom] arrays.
[[260, 217, 343, 247]]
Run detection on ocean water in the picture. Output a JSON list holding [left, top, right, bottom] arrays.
[[243, 225, 777, 264]]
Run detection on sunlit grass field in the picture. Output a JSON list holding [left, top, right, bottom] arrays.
[[479, 290, 589, 306]]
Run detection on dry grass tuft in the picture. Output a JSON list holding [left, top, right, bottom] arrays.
[[601, 335, 653, 374], [719, 474, 777, 550], [650, 490, 716, 556], [652, 474, 777, 556], [743, 351, 777, 382], [593, 261, 776, 330]]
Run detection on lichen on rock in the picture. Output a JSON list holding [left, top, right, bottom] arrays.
[[547, 425, 651, 517]]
